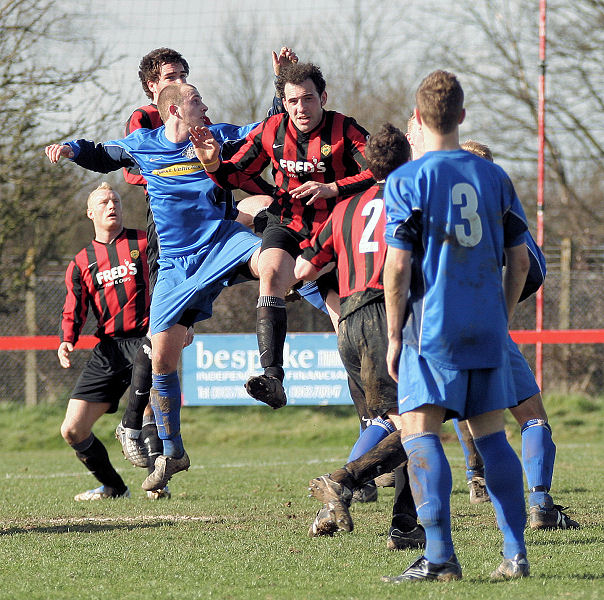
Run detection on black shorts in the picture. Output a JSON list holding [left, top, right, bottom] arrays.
[[261, 224, 304, 258], [338, 301, 398, 419], [71, 336, 146, 413]]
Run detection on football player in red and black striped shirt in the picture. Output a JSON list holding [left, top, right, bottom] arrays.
[[295, 124, 422, 546], [59, 182, 149, 501], [190, 62, 376, 408]]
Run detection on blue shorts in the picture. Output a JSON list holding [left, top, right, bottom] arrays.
[[507, 335, 540, 403], [150, 221, 261, 334], [397, 344, 516, 421]]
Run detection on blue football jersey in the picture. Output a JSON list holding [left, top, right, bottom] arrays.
[[67, 122, 261, 258], [384, 149, 528, 370]]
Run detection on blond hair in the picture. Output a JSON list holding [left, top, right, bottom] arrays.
[[87, 182, 119, 209], [461, 140, 493, 162]]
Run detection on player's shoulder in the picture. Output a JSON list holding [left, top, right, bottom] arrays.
[[126, 104, 161, 131], [71, 241, 95, 267]]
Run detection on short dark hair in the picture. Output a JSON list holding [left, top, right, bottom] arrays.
[[138, 48, 190, 100], [416, 70, 464, 134], [365, 123, 411, 180], [275, 62, 326, 99]]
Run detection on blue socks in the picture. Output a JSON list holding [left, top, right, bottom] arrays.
[[474, 430, 526, 559], [150, 371, 184, 458], [402, 433, 454, 564], [347, 418, 395, 462], [521, 419, 556, 508]]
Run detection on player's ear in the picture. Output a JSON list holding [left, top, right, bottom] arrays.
[[414, 107, 422, 126], [86, 207, 94, 221], [320, 91, 327, 107], [169, 103, 179, 117], [459, 108, 466, 125]]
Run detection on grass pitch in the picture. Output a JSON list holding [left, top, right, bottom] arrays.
[[0, 396, 602, 600]]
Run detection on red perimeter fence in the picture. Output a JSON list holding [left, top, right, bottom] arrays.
[[2, 330, 604, 351], [1, 243, 603, 403]]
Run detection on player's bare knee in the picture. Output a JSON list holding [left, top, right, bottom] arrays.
[[509, 392, 548, 424], [60, 421, 85, 445]]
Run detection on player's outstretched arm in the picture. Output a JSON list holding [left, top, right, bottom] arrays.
[[189, 126, 221, 172], [45, 144, 74, 163]]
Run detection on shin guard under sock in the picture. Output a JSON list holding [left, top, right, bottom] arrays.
[[72, 434, 127, 494], [256, 298, 286, 381], [521, 419, 556, 507], [402, 432, 454, 564], [150, 371, 184, 458], [347, 418, 395, 462], [474, 430, 526, 559], [122, 340, 152, 430]]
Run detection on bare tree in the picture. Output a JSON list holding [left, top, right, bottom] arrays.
[[415, 0, 604, 239], [0, 0, 125, 314]]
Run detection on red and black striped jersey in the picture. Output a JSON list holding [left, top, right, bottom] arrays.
[[209, 110, 375, 239], [123, 104, 164, 186], [302, 183, 386, 321], [60, 228, 150, 344]]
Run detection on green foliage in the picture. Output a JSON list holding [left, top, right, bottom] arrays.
[[1, 394, 602, 599]]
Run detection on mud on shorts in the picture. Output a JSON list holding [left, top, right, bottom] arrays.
[[338, 300, 398, 420], [70, 336, 146, 413]]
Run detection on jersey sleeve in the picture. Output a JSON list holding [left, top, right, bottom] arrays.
[[501, 175, 528, 247], [384, 172, 421, 250], [208, 122, 272, 191], [59, 260, 89, 345], [67, 139, 137, 173], [334, 119, 375, 197], [301, 216, 336, 269]]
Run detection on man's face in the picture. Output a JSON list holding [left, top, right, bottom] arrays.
[[406, 117, 425, 160], [88, 190, 123, 233], [283, 79, 326, 133], [177, 87, 209, 128], [148, 62, 188, 102]]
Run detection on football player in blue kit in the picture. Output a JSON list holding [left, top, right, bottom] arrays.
[[382, 70, 531, 582], [45, 82, 272, 493]]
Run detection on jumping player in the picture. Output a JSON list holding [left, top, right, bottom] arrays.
[[58, 182, 149, 501], [382, 70, 531, 582], [115, 47, 297, 499], [190, 61, 375, 410], [46, 83, 271, 493]]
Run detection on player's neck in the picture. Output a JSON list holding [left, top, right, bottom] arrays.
[[95, 226, 123, 245], [422, 128, 461, 153], [164, 119, 190, 144]]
